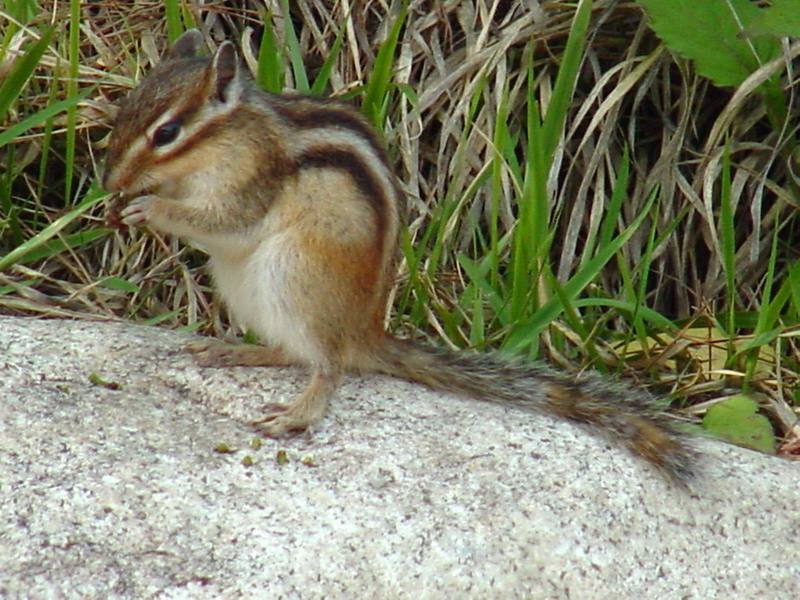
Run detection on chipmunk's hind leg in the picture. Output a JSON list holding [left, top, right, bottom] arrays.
[[252, 365, 341, 437], [186, 339, 292, 368]]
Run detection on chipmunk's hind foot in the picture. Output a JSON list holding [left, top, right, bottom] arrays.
[[252, 368, 338, 437]]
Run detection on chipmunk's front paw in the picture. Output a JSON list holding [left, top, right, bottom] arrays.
[[186, 339, 289, 368], [186, 339, 236, 367], [120, 194, 160, 226]]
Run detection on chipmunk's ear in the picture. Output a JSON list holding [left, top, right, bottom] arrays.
[[166, 29, 204, 61], [209, 41, 241, 104]]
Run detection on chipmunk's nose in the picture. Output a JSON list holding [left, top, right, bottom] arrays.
[[101, 163, 121, 192]]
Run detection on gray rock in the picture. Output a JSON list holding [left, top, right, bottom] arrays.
[[0, 316, 797, 599]]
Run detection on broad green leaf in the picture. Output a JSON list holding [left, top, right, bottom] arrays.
[[745, 0, 800, 39], [702, 395, 776, 454], [638, 0, 781, 87]]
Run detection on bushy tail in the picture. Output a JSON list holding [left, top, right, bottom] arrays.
[[370, 336, 696, 483]]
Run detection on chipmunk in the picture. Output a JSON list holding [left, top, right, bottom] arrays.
[[103, 29, 696, 482]]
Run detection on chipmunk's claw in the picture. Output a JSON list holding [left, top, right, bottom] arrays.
[[252, 405, 311, 438], [120, 195, 158, 226]]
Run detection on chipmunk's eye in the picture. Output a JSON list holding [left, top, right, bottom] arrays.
[[152, 119, 181, 147]]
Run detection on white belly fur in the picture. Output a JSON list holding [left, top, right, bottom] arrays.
[[208, 231, 316, 365]]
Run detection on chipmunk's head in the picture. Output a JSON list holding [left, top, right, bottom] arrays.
[[102, 29, 247, 195]]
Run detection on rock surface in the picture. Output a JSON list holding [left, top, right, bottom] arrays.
[[0, 316, 798, 599]]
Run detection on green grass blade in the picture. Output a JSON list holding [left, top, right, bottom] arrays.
[[98, 276, 139, 294], [142, 311, 183, 326], [0, 147, 20, 245], [509, 92, 548, 322], [490, 88, 509, 288], [0, 26, 54, 119], [35, 78, 59, 203], [0, 90, 90, 148], [597, 147, 629, 253], [467, 285, 486, 348], [630, 199, 659, 340], [257, 11, 284, 93], [744, 214, 782, 382], [397, 227, 428, 324], [573, 297, 678, 332], [503, 186, 658, 354], [181, 3, 196, 29], [790, 259, 800, 317], [361, 4, 408, 127], [3, 0, 38, 28], [719, 141, 736, 338], [0, 185, 106, 272], [458, 254, 507, 322], [164, 0, 183, 43], [541, 0, 592, 163], [13, 228, 110, 265], [310, 21, 346, 96], [280, 0, 310, 93], [548, 270, 589, 342], [64, 0, 81, 203]]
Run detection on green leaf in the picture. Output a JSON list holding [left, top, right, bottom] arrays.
[[638, 0, 781, 87], [702, 395, 776, 454], [745, 0, 800, 39], [457, 254, 506, 322], [98, 276, 139, 294]]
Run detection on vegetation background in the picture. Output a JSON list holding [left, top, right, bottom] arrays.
[[1, 0, 798, 458]]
